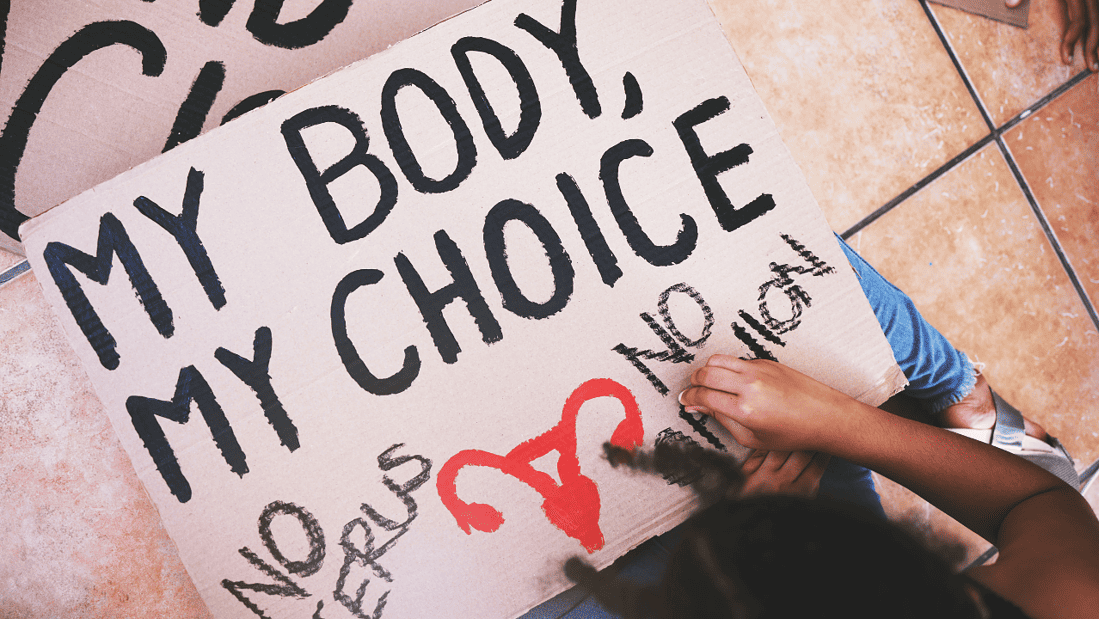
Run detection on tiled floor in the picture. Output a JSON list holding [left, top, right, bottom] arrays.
[[714, 0, 1098, 569], [1, 0, 1096, 615]]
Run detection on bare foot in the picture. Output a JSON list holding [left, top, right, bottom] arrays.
[[937, 373, 1048, 441]]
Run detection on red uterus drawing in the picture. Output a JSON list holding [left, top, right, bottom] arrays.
[[436, 378, 644, 553]]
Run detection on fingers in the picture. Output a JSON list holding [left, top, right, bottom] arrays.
[[678, 383, 737, 416], [1086, 0, 1099, 70], [803, 451, 832, 486], [1063, 0, 1087, 64], [679, 355, 771, 410], [739, 450, 831, 498], [1005, 0, 1022, 7], [680, 385, 762, 446]]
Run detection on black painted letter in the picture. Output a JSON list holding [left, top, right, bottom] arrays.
[[126, 366, 248, 503], [381, 69, 477, 194], [331, 269, 421, 396], [216, 326, 299, 451], [451, 37, 541, 160], [673, 97, 776, 232], [483, 199, 574, 319], [282, 106, 399, 244], [134, 167, 227, 309], [601, 139, 697, 266], [246, 0, 353, 49], [0, 21, 166, 241], [395, 231, 502, 364], [43, 213, 173, 370], [556, 172, 621, 287], [515, 0, 600, 118]]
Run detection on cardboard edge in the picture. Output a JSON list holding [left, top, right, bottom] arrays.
[[927, 0, 1030, 28], [11, 0, 497, 252]]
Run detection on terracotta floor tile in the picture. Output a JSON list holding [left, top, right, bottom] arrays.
[[848, 143, 1099, 467], [0, 249, 24, 274], [1004, 73, 1099, 308], [0, 274, 211, 619], [709, 0, 988, 232], [930, 0, 1092, 126]]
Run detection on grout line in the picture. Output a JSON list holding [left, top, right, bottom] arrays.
[[841, 134, 994, 239], [998, 69, 1095, 135], [0, 260, 30, 287], [854, 2, 1099, 333], [994, 135, 1099, 331], [919, 0, 996, 132]]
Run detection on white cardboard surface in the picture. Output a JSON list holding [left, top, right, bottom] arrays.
[[22, 0, 907, 617]]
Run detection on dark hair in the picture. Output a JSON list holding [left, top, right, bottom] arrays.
[[566, 444, 981, 619]]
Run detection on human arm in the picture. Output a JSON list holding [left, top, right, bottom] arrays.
[[679, 355, 1099, 618]]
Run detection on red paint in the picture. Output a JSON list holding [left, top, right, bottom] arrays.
[[436, 378, 643, 553]]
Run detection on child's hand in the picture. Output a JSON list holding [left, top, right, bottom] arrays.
[[1008, 0, 1099, 70], [739, 450, 831, 498], [678, 355, 855, 453]]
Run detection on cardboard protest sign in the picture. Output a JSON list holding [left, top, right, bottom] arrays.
[[0, 0, 485, 254], [21, 0, 907, 617]]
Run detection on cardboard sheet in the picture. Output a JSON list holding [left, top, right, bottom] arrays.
[[929, 0, 1030, 28], [0, 0, 486, 254], [22, 0, 907, 617]]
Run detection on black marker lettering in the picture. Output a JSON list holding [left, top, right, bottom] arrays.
[[556, 173, 621, 287], [246, 0, 353, 49], [451, 37, 541, 160], [163, 61, 225, 152], [483, 199, 574, 319], [222, 90, 285, 125], [43, 213, 172, 370], [601, 139, 697, 266], [216, 326, 300, 451], [330, 269, 421, 396], [658, 283, 713, 348], [621, 72, 643, 120], [257, 501, 326, 577], [613, 314, 691, 396], [677, 408, 727, 452], [0, 21, 166, 241], [282, 106, 399, 244], [730, 320, 777, 362], [614, 283, 711, 394], [199, 0, 235, 27], [515, 0, 600, 118], [736, 309, 785, 347], [334, 444, 431, 619], [395, 231, 502, 364], [221, 547, 310, 618], [673, 96, 776, 232], [133, 167, 227, 309], [755, 234, 835, 334], [381, 68, 477, 194], [126, 366, 247, 503]]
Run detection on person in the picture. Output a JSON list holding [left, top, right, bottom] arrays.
[[523, 235, 1095, 619], [661, 352, 1099, 618], [565, 427, 1099, 618], [1010, 0, 1099, 71]]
